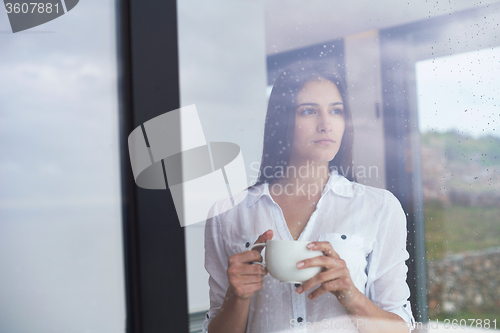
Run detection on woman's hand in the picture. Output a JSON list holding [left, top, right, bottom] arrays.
[[227, 230, 273, 299], [295, 241, 361, 307]]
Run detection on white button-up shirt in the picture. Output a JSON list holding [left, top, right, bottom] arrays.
[[203, 171, 415, 332]]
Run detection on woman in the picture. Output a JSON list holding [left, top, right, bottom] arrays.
[[203, 62, 414, 333]]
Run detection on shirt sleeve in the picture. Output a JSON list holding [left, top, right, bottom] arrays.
[[202, 204, 230, 333], [365, 191, 415, 328]]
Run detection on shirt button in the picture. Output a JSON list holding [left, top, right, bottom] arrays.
[[341, 234, 347, 240], [245, 242, 250, 248], [403, 304, 407, 308], [295, 283, 301, 288], [297, 317, 303, 323]]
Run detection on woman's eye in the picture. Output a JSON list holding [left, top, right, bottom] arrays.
[[301, 108, 316, 115], [330, 108, 343, 115]]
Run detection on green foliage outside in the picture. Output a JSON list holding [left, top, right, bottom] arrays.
[[421, 130, 500, 321], [421, 131, 500, 167], [424, 201, 500, 261]]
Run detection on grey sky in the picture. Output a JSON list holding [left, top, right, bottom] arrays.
[[416, 46, 500, 137], [0, 1, 125, 333]]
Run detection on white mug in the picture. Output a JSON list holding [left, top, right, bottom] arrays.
[[250, 239, 323, 284]]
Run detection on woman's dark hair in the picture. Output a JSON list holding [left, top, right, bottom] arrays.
[[252, 61, 355, 187]]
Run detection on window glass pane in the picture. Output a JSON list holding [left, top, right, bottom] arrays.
[[0, 2, 125, 332], [177, 1, 500, 331], [417, 47, 500, 321], [178, 0, 268, 315]]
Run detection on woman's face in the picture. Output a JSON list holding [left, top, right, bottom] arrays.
[[290, 78, 345, 167]]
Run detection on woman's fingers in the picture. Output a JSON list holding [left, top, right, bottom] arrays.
[[256, 229, 273, 243], [252, 229, 274, 252], [230, 273, 266, 286], [291, 241, 359, 302], [229, 249, 263, 265], [228, 264, 266, 298], [297, 254, 338, 270], [233, 263, 267, 276], [228, 251, 265, 272], [227, 249, 269, 298], [295, 243, 353, 300], [307, 279, 349, 299], [296, 266, 347, 294], [307, 241, 340, 258], [296, 242, 345, 272]]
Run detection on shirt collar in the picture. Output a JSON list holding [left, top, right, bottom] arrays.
[[247, 169, 354, 207], [323, 169, 354, 198], [247, 181, 272, 207]]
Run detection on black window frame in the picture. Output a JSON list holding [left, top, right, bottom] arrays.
[[118, 0, 189, 332]]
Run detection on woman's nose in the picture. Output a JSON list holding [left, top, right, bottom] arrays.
[[317, 114, 332, 132]]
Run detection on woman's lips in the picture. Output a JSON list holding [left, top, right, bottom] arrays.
[[313, 139, 334, 145]]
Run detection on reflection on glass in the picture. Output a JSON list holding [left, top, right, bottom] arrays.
[[179, 0, 500, 331], [202, 61, 413, 333], [417, 47, 500, 321]]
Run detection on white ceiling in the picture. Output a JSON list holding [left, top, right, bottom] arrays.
[[264, 0, 500, 54]]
